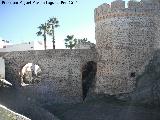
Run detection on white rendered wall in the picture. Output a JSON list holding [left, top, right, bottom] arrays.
[[34, 41, 45, 50], [0, 41, 54, 52], [0, 42, 34, 52]]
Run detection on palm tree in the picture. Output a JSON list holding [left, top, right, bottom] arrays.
[[36, 23, 50, 50], [64, 35, 77, 49], [48, 17, 59, 49]]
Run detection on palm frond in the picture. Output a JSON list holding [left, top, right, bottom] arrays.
[[73, 38, 77, 42], [67, 35, 74, 40], [38, 26, 42, 29], [55, 25, 59, 28], [36, 31, 42, 36], [48, 32, 53, 36], [53, 18, 57, 22], [55, 21, 59, 24], [64, 38, 70, 42]]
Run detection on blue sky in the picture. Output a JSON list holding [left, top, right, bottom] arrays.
[[0, 0, 132, 48]]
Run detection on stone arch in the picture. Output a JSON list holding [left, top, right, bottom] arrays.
[[19, 60, 44, 75], [4, 51, 46, 87], [81, 61, 97, 100], [16, 60, 43, 86], [20, 62, 42, 86]]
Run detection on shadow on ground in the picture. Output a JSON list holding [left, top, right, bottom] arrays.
[[43, 95, 160, 120], [0, 87, 160, 120], [0, 87, 59, 120]]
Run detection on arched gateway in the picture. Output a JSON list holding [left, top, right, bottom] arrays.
[[3, 49, 97, 102]]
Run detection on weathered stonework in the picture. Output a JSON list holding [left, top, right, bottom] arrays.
[[3, 49, 97, 103], [1, 0, 160, 103], [94, 0, 160, 94]]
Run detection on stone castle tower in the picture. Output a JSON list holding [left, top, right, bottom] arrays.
[[94, 0, 160, 94]]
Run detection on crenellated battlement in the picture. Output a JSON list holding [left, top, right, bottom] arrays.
[[95, 11, 150, 22], [94, 0, 160, 95], [94, 0, 160, 22]]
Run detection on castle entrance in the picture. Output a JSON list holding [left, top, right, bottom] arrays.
[[82, 61, 97, 100]]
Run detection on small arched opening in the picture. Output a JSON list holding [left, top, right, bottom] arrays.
[[20, 63, 42, 86], [82, 61, 97, 100]]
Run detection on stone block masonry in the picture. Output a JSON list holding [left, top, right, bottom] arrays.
[[1, 0, 160, 103], [94, 0, 160, 95], [3, 49, 97, 103]]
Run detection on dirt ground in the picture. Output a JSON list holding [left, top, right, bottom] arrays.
[[0, 87, 59, 120], [43, 96, 160, 120], [0, 88, 160, 120]]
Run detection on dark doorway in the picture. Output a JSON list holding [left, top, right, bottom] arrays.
[[82, 61, 97, 100]]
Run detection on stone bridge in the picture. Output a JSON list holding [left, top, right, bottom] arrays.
[[3, 49, 98, 103]]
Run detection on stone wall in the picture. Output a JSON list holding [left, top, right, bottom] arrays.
[[3, 49, 97, 103], [94, 0, 160, 95], [2, 0, 160, 102], [130, 49, 160, 105], [0, 57, 5, 79]]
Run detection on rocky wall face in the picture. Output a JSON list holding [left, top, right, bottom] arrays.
[[95, 13, 157, 94], [153, 11, 160, 49], [3, 49, 97, 103]]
